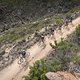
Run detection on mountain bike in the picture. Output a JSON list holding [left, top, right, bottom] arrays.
[[18, 52, 30, 66]]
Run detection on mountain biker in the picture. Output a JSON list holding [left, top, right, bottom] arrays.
[[40, 34, 45, 44], [39, 34, 46, 48], [69, 16, 73, 23], [50, 27, 54, 36], [65, 19, 69, 26], [34, 30, 40, 41], [69, 16, 74, 26], [34, 30, 39, 37], [50, 27, 54, 32], [18, 49, 30, 64], [44, 26, 48, 36], [18, 50, 26, 59]]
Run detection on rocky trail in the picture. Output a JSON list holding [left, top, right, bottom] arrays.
[[0, 17, 80, 80]]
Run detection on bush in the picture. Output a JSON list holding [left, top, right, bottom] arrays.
[[24, 40, 75, 80], [76, 25, 80, 37], [24, 56, 64, 80], [76, 25, 80, 44], [24, 60, 48, 80], [71, 54, 80, 64]]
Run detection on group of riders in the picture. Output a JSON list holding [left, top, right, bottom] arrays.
[[34, 16, 74, 44], [17, 13, 80, 65]]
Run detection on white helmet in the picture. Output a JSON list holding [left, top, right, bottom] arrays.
[[22, 49, 25, 52]]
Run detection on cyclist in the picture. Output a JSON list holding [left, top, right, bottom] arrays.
[[34, 30, 39, 37], [18, 50, 26, 59], [50, 27, 54, 33], [39, 34, 46, 48], [40, 34, 45, 44], [18, 49, 30, 63], [64, 18, 70, 30], [34, 30, 40, 41], [69, 16, 74, 26], [58, 24, 63, 35], [69, 16, 73, 23], [44, 26, 48, 36], [65, 19, 69, 26], [18, 49, 30, 65], [50, 27, 54, 37]]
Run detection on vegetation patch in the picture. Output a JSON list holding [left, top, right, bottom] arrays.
[[0, 15, 64, 45], [24, 26, 80, 80]]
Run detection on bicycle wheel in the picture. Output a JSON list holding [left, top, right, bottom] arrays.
[[18, 58, 23, 64], [26, 52, 30, 58]]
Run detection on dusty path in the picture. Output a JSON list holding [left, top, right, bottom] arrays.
[[0, 17, 80, 80]]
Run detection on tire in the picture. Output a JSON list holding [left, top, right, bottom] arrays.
[[18, 58, 23, 64]]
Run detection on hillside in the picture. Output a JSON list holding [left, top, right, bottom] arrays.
[[0, 0, 80, 71], [0, 16, 80, 80], [0, 0, 80, 45], [0, 0, 80, 33], [0, 0, 80, 80]]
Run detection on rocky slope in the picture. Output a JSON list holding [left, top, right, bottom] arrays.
[[0, 10, 80, 72], [0, 0, 80, 32], [0, 1, 80, 79]]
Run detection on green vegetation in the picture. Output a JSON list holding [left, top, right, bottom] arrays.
[[71, 54, 80, 64], [0, 0, 80, 45], [24, 26, 80, 80], [76, 25, 80, 37], [0, 0, 80, 79], [24, 39, 80, 80], [0, 6, 80, 45], [25, 41, 80, 80], [0, 0, 80, 7], [0, 15, 64, 44], [24, 60, 48, 80], [76, 25, 80, 44], [0, 0, 28, 7]]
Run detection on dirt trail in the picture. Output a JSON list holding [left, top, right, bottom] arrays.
[[0, 17, 80, 80]]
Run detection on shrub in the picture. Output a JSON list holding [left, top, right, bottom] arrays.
[[76, 25, 80, 44], [24, 60, 48, 80], [24, 40, 75, 80], [76, 25, 80, 37], [71, 54, 80, 64]]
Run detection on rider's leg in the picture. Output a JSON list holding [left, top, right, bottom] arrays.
[[18, 56, 23, 64], [70, 21, 74, 27], [23, 57, 26, 62], [50, 32, 54, 39], [65, 22, 70, 31]]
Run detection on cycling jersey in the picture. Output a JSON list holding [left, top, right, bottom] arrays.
[[19, 50, 26, 58]]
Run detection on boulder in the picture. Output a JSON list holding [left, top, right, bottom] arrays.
[[46, 71, 78, 80]]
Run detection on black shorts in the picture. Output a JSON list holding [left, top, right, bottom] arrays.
[[22, 54, 26, 58]]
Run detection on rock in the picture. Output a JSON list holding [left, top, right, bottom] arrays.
[[46, 71, 78, 80]]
